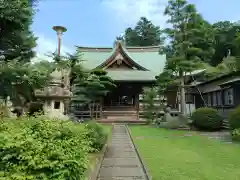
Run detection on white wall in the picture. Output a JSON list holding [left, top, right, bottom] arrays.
[[178, 103, 196, 115]]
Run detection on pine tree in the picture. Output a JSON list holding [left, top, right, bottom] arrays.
[[71, 69, 116, 119], [163, 0, 207, 114], [142, 87, 158, 123], [124, 17, 163, 46]]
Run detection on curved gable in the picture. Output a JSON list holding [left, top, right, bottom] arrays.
[[96, 41, 148, 71]]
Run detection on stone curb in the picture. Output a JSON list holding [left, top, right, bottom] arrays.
[[126, 125, 152, 180], [89, 125, 113, 180]]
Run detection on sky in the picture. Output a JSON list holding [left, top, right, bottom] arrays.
[[32, 0, 240, 58]]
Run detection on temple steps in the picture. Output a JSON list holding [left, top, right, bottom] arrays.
[[222, 119, 230, 129], [102, 110, 138, 116], [97, 119, 147, 124]]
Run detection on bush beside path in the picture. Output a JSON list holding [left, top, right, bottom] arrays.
[[0, 116, 111, 179]]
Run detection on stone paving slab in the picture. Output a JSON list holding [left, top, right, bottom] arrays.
[[108, 142, 133, 146], [108, 145, 134, 149], [97, 124, 148, 180], [106, 147, 135, 151], [105, 151, 138, 158], [97, 176, 145, 180], [98, 167, 146, 177], [102, 158, 141, 167]]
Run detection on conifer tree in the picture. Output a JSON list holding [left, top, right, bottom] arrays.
[[162, 0, 208, 114]]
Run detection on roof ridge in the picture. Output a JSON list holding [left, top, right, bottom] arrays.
[[76, 46, 112, 49], [126, 45, 160, 49], [76, 45, 160, 49]]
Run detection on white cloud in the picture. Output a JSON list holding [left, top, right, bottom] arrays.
[[101, 0, 168, 27], [32, 33, 73, 62]]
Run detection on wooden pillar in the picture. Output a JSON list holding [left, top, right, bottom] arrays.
[[100, 97, 103, 118], [135, 93, 139, 120]]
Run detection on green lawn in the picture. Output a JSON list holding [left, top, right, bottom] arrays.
[[129, 126, 240, 180]]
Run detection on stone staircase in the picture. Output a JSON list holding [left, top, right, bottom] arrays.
[[100, 106, 143, 124], [222, 119, 230, 129], [102, 110, 138, 119]]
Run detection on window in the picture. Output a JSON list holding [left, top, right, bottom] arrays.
[[54, 101, 60, 109], [224, 88, 234, 105], [216, 91, 222, 106], [212, 92, 217, 106], [207, 93, 212, 107]]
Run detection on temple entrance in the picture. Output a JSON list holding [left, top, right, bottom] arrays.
[[103, 82, 139, 112], [104, 94, 135, 107]]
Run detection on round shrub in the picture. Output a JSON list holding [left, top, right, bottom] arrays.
[[191, 107, 223, 130], [229, 106, 240, 130]]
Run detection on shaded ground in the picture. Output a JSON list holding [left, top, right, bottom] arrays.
[[130, 126, 240, 180]]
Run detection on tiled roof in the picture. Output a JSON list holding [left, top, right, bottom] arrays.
[[106, 70, 157, 81], [77, 42, 166, 81]]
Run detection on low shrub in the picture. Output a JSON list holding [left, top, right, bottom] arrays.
[[229, 106, 240, 130], [191, 107, 223, 130], [0, 116, 91, 180], [84, 121, 108, 152], [158, 114, 189, 129], [232, 128, 240, 142]]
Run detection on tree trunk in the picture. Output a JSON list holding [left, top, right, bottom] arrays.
[[179, 70, 186, 115]]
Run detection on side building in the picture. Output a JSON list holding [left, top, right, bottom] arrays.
[[190, 71, 240, 118]]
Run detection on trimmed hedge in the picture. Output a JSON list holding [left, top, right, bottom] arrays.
[[229, 106, 240, 130], [0, 116, 108, 179], [191, 107, 223, 130]]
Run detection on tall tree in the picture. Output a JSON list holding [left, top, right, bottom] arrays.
[[124, 17, 163, 46], [162, 0, 208, 114], [210, 21, 240, 66], [0, 0, 37, 62]]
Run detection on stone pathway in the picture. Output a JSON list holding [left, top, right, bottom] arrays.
[[97, 124, 148, 180]]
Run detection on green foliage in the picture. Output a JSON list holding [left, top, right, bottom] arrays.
[[123, 17, 164, 46], [163, 0, 208, 73], [231, 128, 240, 142], [0, 117, 90, 179], [0, 60, 52, 106], [155, 70, 174, 94], [211, 21, 240, 66], [142, 88, 158, 123], [84, 121, 108, 152], [159, 0, 214, 113], [229, 106, 240, 130], [0, 0, 37, 62], [0, 117, 109, 179], [71, 68, 116, 107], [191, 107, 223, 130]]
